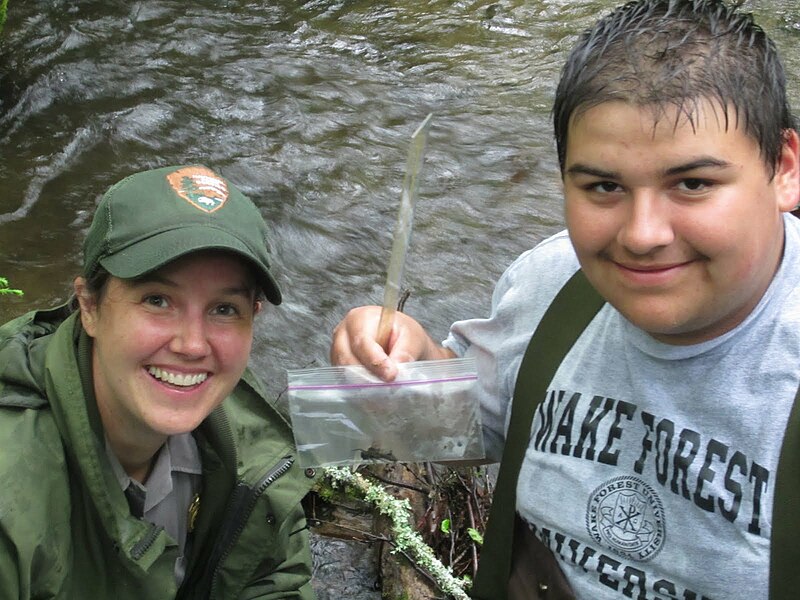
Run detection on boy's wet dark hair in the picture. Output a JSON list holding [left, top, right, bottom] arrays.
[[553, 0, 795, 177]]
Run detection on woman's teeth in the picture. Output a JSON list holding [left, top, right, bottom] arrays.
[[147, 366, 207, 387]]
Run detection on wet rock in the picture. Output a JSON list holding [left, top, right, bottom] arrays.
[[311, 533, 382, 600]]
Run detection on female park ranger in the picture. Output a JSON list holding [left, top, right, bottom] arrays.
[[0, 165, 317, 599]]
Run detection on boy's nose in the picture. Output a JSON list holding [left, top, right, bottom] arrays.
[[616, 191, 675, 254]]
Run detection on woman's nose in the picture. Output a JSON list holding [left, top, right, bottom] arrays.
[[170, 316, 211, 358]]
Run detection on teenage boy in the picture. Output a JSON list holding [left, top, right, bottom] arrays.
[[330, 1, 800, 597], [0, 165, 317, 598]]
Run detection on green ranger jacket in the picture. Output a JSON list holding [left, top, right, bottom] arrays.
[[0, 304, 318, 599]]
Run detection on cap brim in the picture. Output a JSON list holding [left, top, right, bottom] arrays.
[[99, 227, 282, 305]]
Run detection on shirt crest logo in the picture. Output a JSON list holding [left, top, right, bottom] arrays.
[[167, 167, 229, 213], [586, 475, 666, 562]]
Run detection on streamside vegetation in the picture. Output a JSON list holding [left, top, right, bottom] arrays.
[[0, 276, 23, 297], [311, 462, 492, 598], [0, 0, 8, 34]]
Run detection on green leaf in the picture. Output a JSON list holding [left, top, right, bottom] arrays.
[[467, 528, 483, 545], [440, 518, 451, 534], [0, 275, 24, 297]]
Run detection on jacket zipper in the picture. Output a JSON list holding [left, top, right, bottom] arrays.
[[130, 523, 164, 560], [207, 455, 295, 596]]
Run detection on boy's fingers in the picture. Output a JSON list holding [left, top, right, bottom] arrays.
[[330, 311, 399, 380]]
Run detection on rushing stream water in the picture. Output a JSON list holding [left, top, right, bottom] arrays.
[[1, 0, 799, 596]]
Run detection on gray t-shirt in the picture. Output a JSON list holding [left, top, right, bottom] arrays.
[[444, 213, 800, 599]]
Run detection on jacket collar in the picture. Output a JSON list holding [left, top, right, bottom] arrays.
[[45, 312, 175, 573]]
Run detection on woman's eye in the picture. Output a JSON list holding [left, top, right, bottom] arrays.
[[213, 304, 240, 317], [143, 295, 169, 308]]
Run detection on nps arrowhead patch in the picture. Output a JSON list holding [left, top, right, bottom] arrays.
[[166, 166, 229, 213]]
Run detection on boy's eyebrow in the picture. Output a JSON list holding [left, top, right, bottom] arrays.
[[565, 164, 618, 179], [565, 157, 733, 179], [662, 157, 731, 176]]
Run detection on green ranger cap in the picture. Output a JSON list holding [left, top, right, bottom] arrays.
[[83, 165, 282, 304]]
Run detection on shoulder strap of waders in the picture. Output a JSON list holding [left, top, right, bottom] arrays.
[[471, 269, 604, 599], [770, 381, 800, 599], [772, 208, 800, 598]]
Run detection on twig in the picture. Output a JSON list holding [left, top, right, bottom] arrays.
[[465, 492, 480, 575], [360, 466, 430, 495], [447, 506, 456, 566]]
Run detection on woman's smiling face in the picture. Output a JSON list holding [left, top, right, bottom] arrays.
[[563, 100, 800, 345], [77, 251, 260, 447]]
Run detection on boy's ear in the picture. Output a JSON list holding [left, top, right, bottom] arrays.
[[73, 277, 99, 337], [776, 128, 800, 213]]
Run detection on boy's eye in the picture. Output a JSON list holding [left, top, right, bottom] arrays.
[[589, 181, 621, 193], [677, 178, 711, 192], [143, 295, 169, 308]]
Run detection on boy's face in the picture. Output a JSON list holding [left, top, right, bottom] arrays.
[[77, 252, 260, 449], [564, 100, 799, 345]]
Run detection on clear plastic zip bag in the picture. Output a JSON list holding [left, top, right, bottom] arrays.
[[286, 357, 485, 467]]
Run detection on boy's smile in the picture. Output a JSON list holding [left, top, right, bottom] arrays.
[[563, 100, 799, 345]]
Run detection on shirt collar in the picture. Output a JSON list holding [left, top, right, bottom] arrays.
[[106, 433, 202, 511]]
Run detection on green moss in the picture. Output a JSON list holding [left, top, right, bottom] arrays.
[[314, 480, 336, 502], [313, 478, 367, 507]]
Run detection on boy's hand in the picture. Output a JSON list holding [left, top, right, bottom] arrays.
[[330, 305, 455, 381]]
